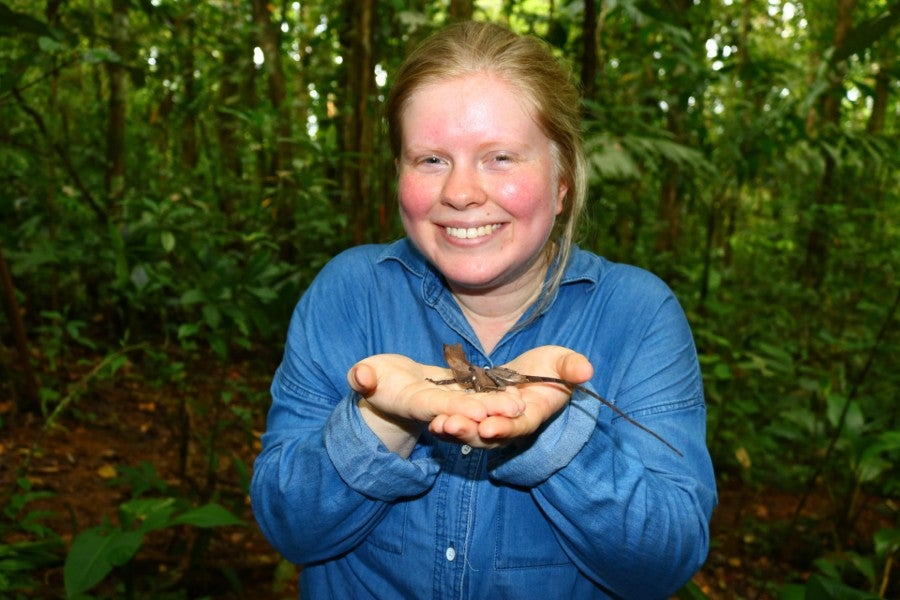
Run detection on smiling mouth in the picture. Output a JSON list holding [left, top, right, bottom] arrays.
[[445, 224, 502, 240]]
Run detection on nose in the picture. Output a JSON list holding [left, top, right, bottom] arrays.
[[442, 163, 486, 209]]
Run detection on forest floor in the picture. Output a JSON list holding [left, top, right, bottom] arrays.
[[0, 351, 892, 599]]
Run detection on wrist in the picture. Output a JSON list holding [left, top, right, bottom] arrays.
[[357, 398, 424, 457]]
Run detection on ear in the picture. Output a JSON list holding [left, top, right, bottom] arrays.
[[555, 178, 568, 215]]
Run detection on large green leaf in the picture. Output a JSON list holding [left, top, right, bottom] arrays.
[[64, 527, 143, 598], [804, 574, 880, 599]]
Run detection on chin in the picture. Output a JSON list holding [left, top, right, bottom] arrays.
[[442, 269, 511, 293]]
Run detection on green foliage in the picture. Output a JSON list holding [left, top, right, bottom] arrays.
[[108, 461, 173, 499], [114, 193, 300, 357], [0, 478, 64, 596], [781, 574, 882, 600], [63, 497, 244, 598], [58, 460, 246, 600]]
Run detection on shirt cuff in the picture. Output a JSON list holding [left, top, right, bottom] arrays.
[[324, 393, 440, 501], [489, 389, 601, 487]]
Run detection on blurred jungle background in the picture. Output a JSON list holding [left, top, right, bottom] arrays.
[[1, 0, 898, 598]]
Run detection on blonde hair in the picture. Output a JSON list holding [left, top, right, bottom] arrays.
[[386, 21, 587, 320]]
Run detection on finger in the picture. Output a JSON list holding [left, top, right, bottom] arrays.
[[477, 390, 526, 417], [429, 413, 478, 439], [442, 414, 480, 438], [429, 415, 508, 449], [477, 414, 538, 440], [435, 390, 525, 421], [429, 413, 449, 435], [411, 391, 488, 423]]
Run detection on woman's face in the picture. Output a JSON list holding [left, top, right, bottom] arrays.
[[397, 72, 568, 296]]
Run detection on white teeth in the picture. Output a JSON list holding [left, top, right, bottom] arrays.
[[446, 224, 501, 239]]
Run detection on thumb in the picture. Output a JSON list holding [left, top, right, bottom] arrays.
[[348, 362, 377, 396], [557, 351, 593, 385]]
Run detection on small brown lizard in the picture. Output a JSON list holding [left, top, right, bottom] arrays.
[[426, 343, 683, 457]]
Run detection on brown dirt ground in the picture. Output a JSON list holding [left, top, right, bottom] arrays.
[[1, 353, 895, 599]]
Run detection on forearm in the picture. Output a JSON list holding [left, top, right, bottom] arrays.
[[251, 392, 440, 564]]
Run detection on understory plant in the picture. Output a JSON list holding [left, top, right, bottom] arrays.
[[63, 463, 246, 599]]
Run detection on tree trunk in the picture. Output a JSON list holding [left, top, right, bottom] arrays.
[[177, 15, 198, 169], [253, 0, 291, 176], [105, 0, 128, 203], [45, 0, 63, 312], [655, 156, 682, 255], [0, 244, 40, 414], [652, 0, 699, 259], [799, 0, 856, 288], [216, 43, 244, 214], [339, 0, 376, 245], [866, 53, 890, 135], [253, 0, 295, 235], [580, 0, 598, 102]]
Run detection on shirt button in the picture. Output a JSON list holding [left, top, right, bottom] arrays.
[[445, 546, 456, 561], [461, 445, 472, 456]]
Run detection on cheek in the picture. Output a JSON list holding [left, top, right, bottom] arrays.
[[397, 174, 432, 220], [496, 177, 558, 220]]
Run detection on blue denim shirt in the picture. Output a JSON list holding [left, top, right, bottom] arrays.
[[251, 239, 717, 599]]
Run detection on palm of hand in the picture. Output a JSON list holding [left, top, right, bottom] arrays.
[[430, 345, 588, 447], [350, 354, 525, 426], [351, 346, 589, 450]]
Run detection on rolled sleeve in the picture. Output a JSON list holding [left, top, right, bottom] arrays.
[[489, 391, 602, 486], [325, 393, 441, 501]]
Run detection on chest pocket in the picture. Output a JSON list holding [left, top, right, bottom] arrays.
[[364, 501, 408, 555], [492, 489, 570, 569]]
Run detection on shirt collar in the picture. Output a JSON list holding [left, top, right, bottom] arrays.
[[376, 239, 446, 306], [559, 246, 601, 287], [376, 238, 429, 277], [376, 238, 600, 293]]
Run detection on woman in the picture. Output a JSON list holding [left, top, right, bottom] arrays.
[[251, 21, 717, 599]]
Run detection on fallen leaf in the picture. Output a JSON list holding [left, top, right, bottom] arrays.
[[27, 475, 46, 488], [97, 464, 118, 479]]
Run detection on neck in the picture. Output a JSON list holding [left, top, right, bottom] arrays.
[[450, 259, 548, 355]]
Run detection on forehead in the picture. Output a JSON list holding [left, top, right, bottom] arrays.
[[401, 73, 543, 142]]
